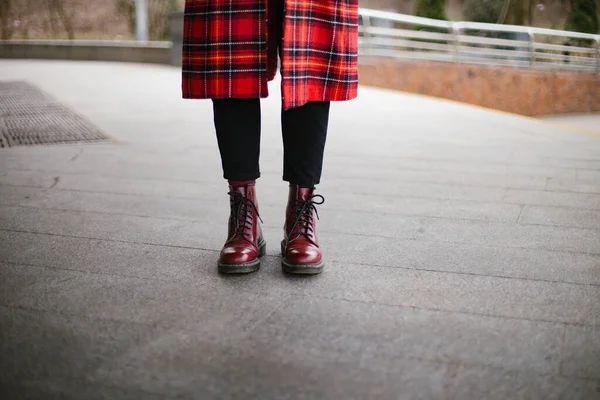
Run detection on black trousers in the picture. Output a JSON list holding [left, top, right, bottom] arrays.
[[212, 99, 330, 187]]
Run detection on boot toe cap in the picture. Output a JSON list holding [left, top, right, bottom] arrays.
[[220, 245, 258, 265], [285, 243, 322, 265]]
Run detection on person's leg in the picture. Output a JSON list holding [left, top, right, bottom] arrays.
[[281, 101, 331, 187], [212, 98, 261, 181], [280, 101, 331, 275], [212, 98, 265, 274]]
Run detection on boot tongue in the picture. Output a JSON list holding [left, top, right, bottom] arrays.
[[296, 187, 314, 201], [229, 184, 253, 197]]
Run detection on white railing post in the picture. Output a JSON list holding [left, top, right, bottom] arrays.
[[528, 29, 535, 66], [452, 23, 460, 62], [135, 0, 149, 42], [362, 15, 373, 56], [596, 38, 600, 72]]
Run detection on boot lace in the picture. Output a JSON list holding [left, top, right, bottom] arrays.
[[229, 191, 262, 242], [289, 194, 325, 242]]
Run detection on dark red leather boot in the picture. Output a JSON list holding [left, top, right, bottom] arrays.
[[218, 184, 266, 274], [281, 185, 325, 274]]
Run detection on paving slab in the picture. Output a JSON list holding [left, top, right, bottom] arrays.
[[1, 382, 165, 400], [414, 217, 600, 254], [547, 177, 600, 194], [2, 166, 547, 203], [0, 306, 162, 384], [2, 263, 287, 330], [92, 297, 568, 399], [562, 325, 600, 380], [542, 113, 600, 135], [577, 168, 600, 182], [0, 183, 522, 224], [519, 205, 600, 229], [1, 59, 600, 399], [257, 260, 600, 326], [3, 229, 600, 286], [504, 188, 600, 209], [3, 252, 598, 327], [3, 201, 599, 257], [0, 144, 584, 190], [532, 156, 600, 170], [0, 261, 79, 301]]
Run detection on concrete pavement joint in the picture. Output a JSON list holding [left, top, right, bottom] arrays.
[[3, 232, 600, 288], [0, 227, 221, 254], [327, 260, 600, 288], [1, 165, 594, 200], [5, 260, 595, 329], [0, 303, 159, 329], [0, 260, 171, 283], [2, 218, 600, 257], [409, 236, 600, 257], [514, 220, 600, 232], [5, 151, 599, 178], [7, 186, 600, 225], [4, 202, 600, 244], [392, 88, 600, 138], [0, 202, 524, 231], [5, 175, 600, 197], [329, 152, 600, 171], [307, 294, 599, 329]]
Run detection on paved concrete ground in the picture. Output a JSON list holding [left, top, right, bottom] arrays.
[[0, 59, 599, 399], [542, 113, 600, 136]]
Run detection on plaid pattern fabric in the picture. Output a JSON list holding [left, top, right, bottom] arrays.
[[182, 0, 358, 110]]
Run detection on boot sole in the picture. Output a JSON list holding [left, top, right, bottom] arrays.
[[218, 239, 266, 274], [280, 240, 324, 275]]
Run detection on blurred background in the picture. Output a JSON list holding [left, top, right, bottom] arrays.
[[0, 0, 598, 41], [0, 0, 183, 40], [1, 1, 599, 121]]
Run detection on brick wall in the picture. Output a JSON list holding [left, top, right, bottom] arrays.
[[359, 57, 600, 116]]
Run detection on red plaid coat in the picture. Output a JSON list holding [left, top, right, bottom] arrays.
[[182, 0, 358, 110]]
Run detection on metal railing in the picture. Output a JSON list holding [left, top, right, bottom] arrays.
[[358, 8, 600, 72]]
